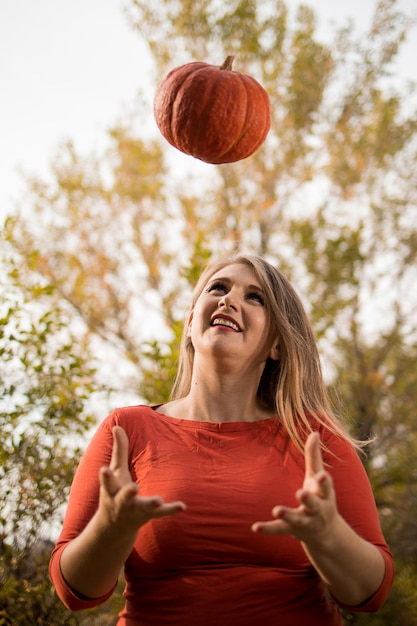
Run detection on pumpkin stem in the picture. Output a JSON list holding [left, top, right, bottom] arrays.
[[220, 56, 235, 71]]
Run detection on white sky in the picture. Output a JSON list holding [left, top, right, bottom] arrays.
[[1, 0, 416, 219]]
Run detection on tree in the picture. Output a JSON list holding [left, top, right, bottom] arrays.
[[3, 0, 417, 622], [0, 238, 112, 624]]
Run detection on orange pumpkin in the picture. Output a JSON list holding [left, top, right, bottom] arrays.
[[153, 56, 271, 164]]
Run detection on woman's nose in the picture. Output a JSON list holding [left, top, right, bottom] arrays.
[[218, 291, 238, 310]]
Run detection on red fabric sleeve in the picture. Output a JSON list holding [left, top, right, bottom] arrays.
[[336, 549, 395, 613], [49, 414, 118, 610], [49, 558, 116, 610], [320, 429, 395, 612]]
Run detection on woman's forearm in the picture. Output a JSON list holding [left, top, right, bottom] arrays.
[[59, 510, 138, 599], [58, 427, 186, 601], [302, 513, 386, 607]]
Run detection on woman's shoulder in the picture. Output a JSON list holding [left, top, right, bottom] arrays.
[[98, 404, 157, 433], [111, 403, 155, 418], [316, 423, 367, 474]]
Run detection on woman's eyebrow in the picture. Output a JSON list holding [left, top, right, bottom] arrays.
[[208, 278, 263, 290], [247, 284, 264, 293], [207, 276, 230, 285]]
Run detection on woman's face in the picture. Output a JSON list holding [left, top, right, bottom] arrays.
[[188, 263, 279, 369]]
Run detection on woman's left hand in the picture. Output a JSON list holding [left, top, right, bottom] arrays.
[[252, 432, 338, 545]]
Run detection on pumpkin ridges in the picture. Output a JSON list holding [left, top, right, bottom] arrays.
[[216, 73, 270, 163], [153, 58, 271, 164], [172, 67, 223, 156], [189, 68, 249, 161], [213, 71, 253, 161], [154, 62, 208, 149], [207, 77, 270, 164]]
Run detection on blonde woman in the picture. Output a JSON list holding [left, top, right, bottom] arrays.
[[50, 254, 394, 625]]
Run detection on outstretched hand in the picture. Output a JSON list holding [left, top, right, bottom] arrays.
[[98, 426, 186, 533], [252, 432, 337, 545]]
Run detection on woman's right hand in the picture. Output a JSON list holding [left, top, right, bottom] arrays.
[[98, 425, 186, 532]]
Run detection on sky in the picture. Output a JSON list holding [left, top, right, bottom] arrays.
[[1, 0, 416, 219]]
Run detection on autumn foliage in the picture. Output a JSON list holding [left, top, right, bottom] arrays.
[[1, 0, 417, 623]]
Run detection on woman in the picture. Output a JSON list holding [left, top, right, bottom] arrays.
[[49, 254, 394, 625]]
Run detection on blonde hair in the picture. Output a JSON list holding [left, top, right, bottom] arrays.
[[171, 254, 362, 453]]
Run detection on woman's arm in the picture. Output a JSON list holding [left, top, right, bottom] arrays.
[[252, 432, 388, 607], [300, 506, 385, 606], [59, 426, 186, 600]]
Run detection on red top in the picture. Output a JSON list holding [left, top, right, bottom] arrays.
[[50, 405, 394, 626]]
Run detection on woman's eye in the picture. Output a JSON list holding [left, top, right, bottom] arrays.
[[207, 282, 227, 293], [247, 292, 264, 305]]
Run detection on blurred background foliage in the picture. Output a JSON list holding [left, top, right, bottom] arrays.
[[1, 0, 416, 623]]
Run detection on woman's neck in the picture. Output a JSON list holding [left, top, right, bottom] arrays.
[[165, 361, 273, 422]]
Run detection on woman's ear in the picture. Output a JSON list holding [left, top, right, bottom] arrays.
[[269, 342, 279, 361]]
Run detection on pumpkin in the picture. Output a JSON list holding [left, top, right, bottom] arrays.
[[153, 56, 271, 164]]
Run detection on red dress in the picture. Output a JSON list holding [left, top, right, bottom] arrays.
[[50, 405, 394, 625]]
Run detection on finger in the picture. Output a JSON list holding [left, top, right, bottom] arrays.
[[113, 484, 186, 515], [151, 501, 187, 518], [99, 466, 120, 497], [110, 426, 130, 473], [272, 505, 309, 526], [252, 508, 297, 535], [296, 487, 318, 511], [298, 474, 334, 518], [251, 519, 290, 535], [304, 432, 324, 480], [317, 470, 333, 499], [123, 494, 186, 523], [116, 484, 161, 510]]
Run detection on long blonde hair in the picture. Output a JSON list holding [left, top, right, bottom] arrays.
[[171, 254, 362, 453]]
